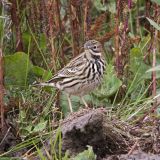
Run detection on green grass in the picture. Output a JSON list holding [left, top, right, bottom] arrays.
[[1, 0, 160, 159]]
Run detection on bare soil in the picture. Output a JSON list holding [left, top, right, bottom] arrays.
[[38, 108, 160, 160], [0, 108, 160, 160]]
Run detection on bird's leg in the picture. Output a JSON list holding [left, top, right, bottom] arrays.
[[80, 97, 88, 108], [67, 94, 73, 112]]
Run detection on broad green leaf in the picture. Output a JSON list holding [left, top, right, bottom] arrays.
[[32, 65, 52, 81], [127, 47, 153, 97], [151, 0, 160, 5], [4, 52, 53, 86], [22, 32, 32, 47], [146, 17, 160, 31], [4, 52, 33, 86], [93, 64, 122, 99], [72, 146, 96, 160], [130, 47, 151, 79]]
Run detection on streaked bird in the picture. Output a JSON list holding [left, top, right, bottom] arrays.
[[36, 40, 106, 112]]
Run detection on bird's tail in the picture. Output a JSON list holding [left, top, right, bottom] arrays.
[[32, 81, 55, 87]]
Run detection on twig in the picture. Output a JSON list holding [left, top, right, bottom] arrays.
[[127, 138, 139, 156], [0, 127, 11, 145]]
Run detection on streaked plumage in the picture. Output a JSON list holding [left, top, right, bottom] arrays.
[[38, 40, 105, 112]]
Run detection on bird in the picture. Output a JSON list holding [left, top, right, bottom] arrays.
[[36, 40, 106, 112]]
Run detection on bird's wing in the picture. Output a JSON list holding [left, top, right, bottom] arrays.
[[47, 52, 87, 83]]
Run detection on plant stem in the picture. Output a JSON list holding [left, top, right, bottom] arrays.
[[0, 48, 4, 128]]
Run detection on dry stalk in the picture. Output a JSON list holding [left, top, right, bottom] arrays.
[[83, 0, 91, 39], [47, 1, 57, 72], [54, 0, 64, 63], [10, 0, 23, 51], [151, 5, 160, 112], [114, 0, 121, 77], [69, 0, 82, 57]]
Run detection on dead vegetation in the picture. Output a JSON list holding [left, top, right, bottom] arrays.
[[24, 108, 159, 160], [0, 0, 160, 159]]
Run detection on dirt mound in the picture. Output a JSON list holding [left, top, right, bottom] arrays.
[[48, 108, 159, 159], [61, 108, 130, 158], [1, 108, 159, 159]]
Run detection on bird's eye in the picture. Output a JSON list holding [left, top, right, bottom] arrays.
[[93, 45, 97, 49]]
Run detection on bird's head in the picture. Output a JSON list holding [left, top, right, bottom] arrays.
[[84, 40, 103, 58]]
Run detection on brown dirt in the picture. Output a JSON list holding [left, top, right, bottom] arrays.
[[36, 108, 160, 159], [61, 108, 130, 157], [0, 108, 160, 160], [0, 120, 26, 158]]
